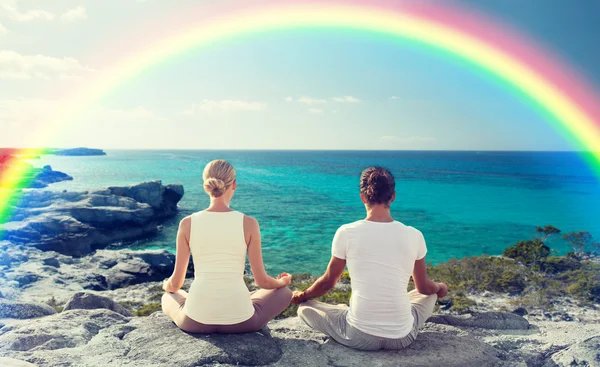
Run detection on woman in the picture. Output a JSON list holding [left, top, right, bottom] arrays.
[[162, 159, 292, 333], [291, 166, 447, 350]]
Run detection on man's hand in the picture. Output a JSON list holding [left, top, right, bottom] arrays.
[[291, 291, 308, 305], [436, 282, 448, 299]]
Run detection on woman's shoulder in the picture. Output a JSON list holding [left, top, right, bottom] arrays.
[[242, 213, 259, 229]]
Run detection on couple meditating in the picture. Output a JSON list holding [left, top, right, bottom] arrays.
[[161, 159, 448, 350]]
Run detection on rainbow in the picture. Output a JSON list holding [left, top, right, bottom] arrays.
[[1, 0, 600, 224]]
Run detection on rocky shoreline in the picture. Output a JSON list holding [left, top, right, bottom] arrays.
[[0, 171, 599, 366], [2, 180, 184, 256], [0, 292, 598, 366]]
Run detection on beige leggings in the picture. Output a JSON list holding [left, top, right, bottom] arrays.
[[162, 287, 292, 334], [298, 289, 437, 350]]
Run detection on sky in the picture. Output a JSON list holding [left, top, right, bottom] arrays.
[[1, 0, 599, 150]]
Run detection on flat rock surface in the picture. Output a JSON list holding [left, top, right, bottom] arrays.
[[550, 335, 600, 367], [0, 300, 56, 319], [0, 309, 514, 367], [428, 311, 530, 330], [63, 292, 134, 317]]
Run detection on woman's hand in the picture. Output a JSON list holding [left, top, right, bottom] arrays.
[[162, 278, 177, 293], [436, 282, 448, 299], [291, 291, 308, 305], [277, 272, 292, 287]]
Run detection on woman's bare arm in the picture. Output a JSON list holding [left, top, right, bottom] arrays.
[[291, 256, 346, 304], [412, 258, 447, 297], [245, 216, 291, 289], [163, 216, 191, 292]]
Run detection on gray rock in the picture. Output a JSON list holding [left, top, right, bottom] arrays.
[[267, 317, 505, 367], [550, 335, 600, 367], [0, 300, 56, 319], [41, 257, 60, 268], [512, 307, 528, 316], [428, 311, 530, 330], [122, 312, 282, 366], [1, 181, 184, 256], [63, 292, 134, 317], [0, 309, 128, 352], [0, 310, 281, 366], [0, 311, 509, 367], [0, 357, 37, 367]]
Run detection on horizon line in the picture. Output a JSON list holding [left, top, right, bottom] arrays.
[[2, 147, 600, 154]]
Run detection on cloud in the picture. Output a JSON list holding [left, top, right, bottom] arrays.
[[379, 136, 437, 144], [332, 96, 360, 103], [389, 96, 399, 100], [308, 108, 324, 114], [297, 96, 328, 105], [184, 99, 267, 114], [0, 22, 7, 35], [286, 96, 360, 104], [0, 99, 165, 131], [0, 50, 94, 79], [0, 98, 57, 126], [60, 6, 87, 22], [98, 107, 166, 122], [0, 0, 55, 21]]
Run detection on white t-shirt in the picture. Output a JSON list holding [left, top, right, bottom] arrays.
[[332, 220, 427, 339]]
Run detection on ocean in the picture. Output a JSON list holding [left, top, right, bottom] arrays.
[[29, 150, 600, 275]]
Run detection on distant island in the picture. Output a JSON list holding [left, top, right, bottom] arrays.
[[52, 148, 106, 156]]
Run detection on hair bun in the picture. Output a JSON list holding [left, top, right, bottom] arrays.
[[204, 177, 226, 198], [360, 166, 395, 206]]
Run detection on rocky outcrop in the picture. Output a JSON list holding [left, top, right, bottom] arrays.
[[53, 148, 106, 156], [0, 160, 72, 189], [63, 292, 133, 317], [0, 300, 56, 319], [0, 246, 175, 302], [30, 165, 73, 188], [0, 181, 184, 256], [428, 312, 530, 330], [549, 336, 600, 366], [0, 309, 510, 367]]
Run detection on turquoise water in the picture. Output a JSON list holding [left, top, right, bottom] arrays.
[[29, 150, 600, 275]]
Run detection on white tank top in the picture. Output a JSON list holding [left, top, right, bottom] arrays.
[[182, 210, 254, 324]]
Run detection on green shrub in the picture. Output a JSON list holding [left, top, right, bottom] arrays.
[[540, 256, 581, 274], [502, 239, 550, 265], [451, 296, 477, 314], [46, 296, 64, 313], [428, 256, 528, 295], [556, 264, 600, 303], [135, 302, 161, 316], [340, 270, 351, 283]]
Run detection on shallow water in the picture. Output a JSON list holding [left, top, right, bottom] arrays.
[[29, 150, 600, 275]]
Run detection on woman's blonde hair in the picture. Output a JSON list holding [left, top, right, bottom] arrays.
[[203, 159, 236, 198]]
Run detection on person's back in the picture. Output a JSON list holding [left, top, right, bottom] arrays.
[[338, 220, 426, 338], [292, 166, 447, 350], [184, 210, 254, 324], [161, 159, 293, 334]]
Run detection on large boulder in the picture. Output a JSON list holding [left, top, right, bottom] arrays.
[[0, 357, 37, 367], [31, 166, 73, 188], [0, 308, 509, 367], [0, 300, 57, 319], [63, 292, 133, 317], [1, 181, 184, 256], [0, 309, 128, 352], [427, 312, 530, 330], [549, 335, 600, 367]]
